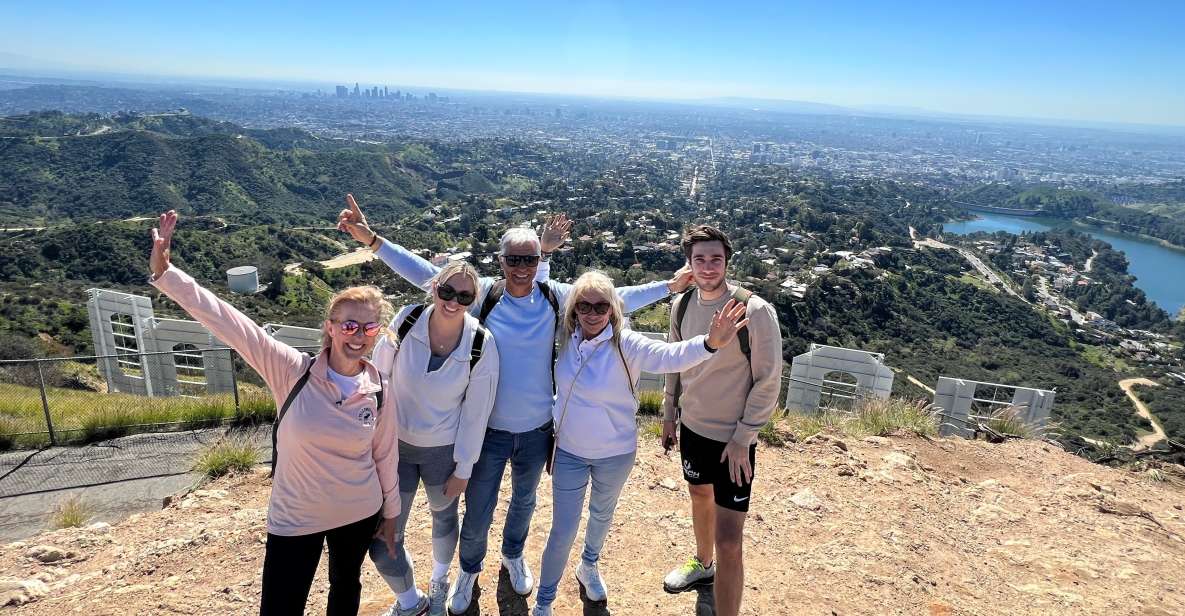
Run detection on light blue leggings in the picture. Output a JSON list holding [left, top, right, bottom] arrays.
[[535, 447, 636, 606]]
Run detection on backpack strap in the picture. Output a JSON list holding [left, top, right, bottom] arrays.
[[670, 290, 695, 410], [537, 281, 560, 393], [477, 281, 505, 325], [470, 326, 487, 372], [396, 304, 427, 344], [731, 287, 753, 361], [271, 354, 315, 478]]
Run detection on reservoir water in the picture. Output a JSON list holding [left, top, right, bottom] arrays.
[[943, 213, 1185, 318]]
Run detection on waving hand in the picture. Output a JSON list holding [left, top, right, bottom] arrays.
[[150, 210, 178, 279]]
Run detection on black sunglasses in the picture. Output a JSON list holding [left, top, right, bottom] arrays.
[[437, 283, 476, 306], [575, 301, 611, 315], [336, 320, 383, 337], [502, 254, 540, 267]]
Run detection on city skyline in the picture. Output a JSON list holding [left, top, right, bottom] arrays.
[[2, 0, 1184, 128]]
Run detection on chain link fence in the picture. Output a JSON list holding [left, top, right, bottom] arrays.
[[0, 347, 316, 451]]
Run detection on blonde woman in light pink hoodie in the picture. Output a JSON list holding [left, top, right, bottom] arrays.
[[148, 210, 400, 616]]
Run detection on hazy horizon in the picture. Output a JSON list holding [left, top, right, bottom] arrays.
[[3, 0, 1184, 128]]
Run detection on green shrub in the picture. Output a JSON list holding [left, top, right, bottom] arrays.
[[193, 436, 259, 478], [637, 390, 664, 416], [852, 397, 939, 438], [49, 494, 93, 529], [983, 405, 1042, 439]]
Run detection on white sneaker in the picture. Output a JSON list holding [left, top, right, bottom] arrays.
[[575, 561, 607, 603], [502, 554, 534, 596], [663, 555, 715, 594], [530, 603, 552, 616], [428, 577, 448, 616], [447, 571, 477, 615]]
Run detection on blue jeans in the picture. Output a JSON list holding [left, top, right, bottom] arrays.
[[535, 447, 636, 607], [457, 421, 552, 574]]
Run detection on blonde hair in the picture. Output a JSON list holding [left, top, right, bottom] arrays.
[[426, 261, 480, 304], [561, 271, 625, 348], [321, 285, 394, 348]]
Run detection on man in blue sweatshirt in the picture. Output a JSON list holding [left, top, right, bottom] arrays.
[[338, 195, 690, 614]]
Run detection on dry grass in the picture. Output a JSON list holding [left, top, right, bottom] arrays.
[[49, 494, 94, 529], [193, 436, 260, 478], [771, 397, 940, 443]]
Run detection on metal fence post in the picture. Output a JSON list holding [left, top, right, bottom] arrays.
[[230, 350, 241, 415], [36, 360, 57, 446]]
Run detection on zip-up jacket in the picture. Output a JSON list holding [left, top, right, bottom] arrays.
[[371, 304, 499, 479], [553, 324, 713, 459]]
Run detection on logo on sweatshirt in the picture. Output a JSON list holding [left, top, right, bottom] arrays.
[[357, 408, 375, 427]]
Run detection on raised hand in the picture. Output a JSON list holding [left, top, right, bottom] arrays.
[[337, 193, 376, 246], [149, 210, 178, 279], [667, 263, 694, 294], [705, 299, 749, 350], [539, 214, 572, 254]]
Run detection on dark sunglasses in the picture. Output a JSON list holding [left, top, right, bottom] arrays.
[[502, 254, 540, 267], [437, 284, 476, 306], [575, 301, 611, 315], [337, 320, 382, 337]]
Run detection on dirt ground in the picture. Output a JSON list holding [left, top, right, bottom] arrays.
[[2, 431, 1185, 615]]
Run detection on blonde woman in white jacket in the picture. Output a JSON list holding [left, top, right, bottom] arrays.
[[531, 271, 748, 616], [370, 261, 500, 616]]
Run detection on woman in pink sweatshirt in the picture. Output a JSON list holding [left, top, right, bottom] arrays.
[[148, 210, 400, 616]]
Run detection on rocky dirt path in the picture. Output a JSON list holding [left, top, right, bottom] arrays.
[[2, 434, 1185, 615], [1120, 377, 1166, 450]]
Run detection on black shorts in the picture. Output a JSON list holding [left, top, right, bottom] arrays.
[[679, 423, 757, 513]]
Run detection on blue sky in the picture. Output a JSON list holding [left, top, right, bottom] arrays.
[[3, 0, 1184, 126]]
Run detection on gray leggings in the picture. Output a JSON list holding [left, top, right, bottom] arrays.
[[369, 441, 459, 593]]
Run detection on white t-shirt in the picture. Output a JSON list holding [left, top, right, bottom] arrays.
[[327, 366, 365, 401]]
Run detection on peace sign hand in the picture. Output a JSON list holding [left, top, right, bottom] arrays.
[[705, 299, 749, 350], [539, 214, 572, 254], [150, 210, 178, 279], [337, 193, 376, 246]]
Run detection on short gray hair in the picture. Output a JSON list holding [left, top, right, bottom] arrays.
[[500, 227, 541, 256]]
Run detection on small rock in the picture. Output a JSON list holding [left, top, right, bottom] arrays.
[[26, 545, 74, 564], [86, 522, 111, 534], [0, 577, 49, 606], [863, 436, 891, 446], [1088, 482, 1114, 495], [789, 488, 822, 511], [881, 451, 918, 471], [193, 489, 228, 499], [659, 478, 680, 491], [836, 465, 856, 477]]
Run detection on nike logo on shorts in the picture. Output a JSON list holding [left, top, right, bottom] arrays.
[[733, 495, 749, 502]]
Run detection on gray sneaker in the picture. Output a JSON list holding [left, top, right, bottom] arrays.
[[530, 604, 552, 616], [381, 590, 429, 616], [663, 556, 715, 594], [428, 578, 449, 616]]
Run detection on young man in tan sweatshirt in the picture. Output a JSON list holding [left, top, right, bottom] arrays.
[[660, 225, 783, 616]]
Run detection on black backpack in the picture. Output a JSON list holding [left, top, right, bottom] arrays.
[[478, 280, 559, 391], [670, 286, 753, 408], [394, 304, 488, 372]]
